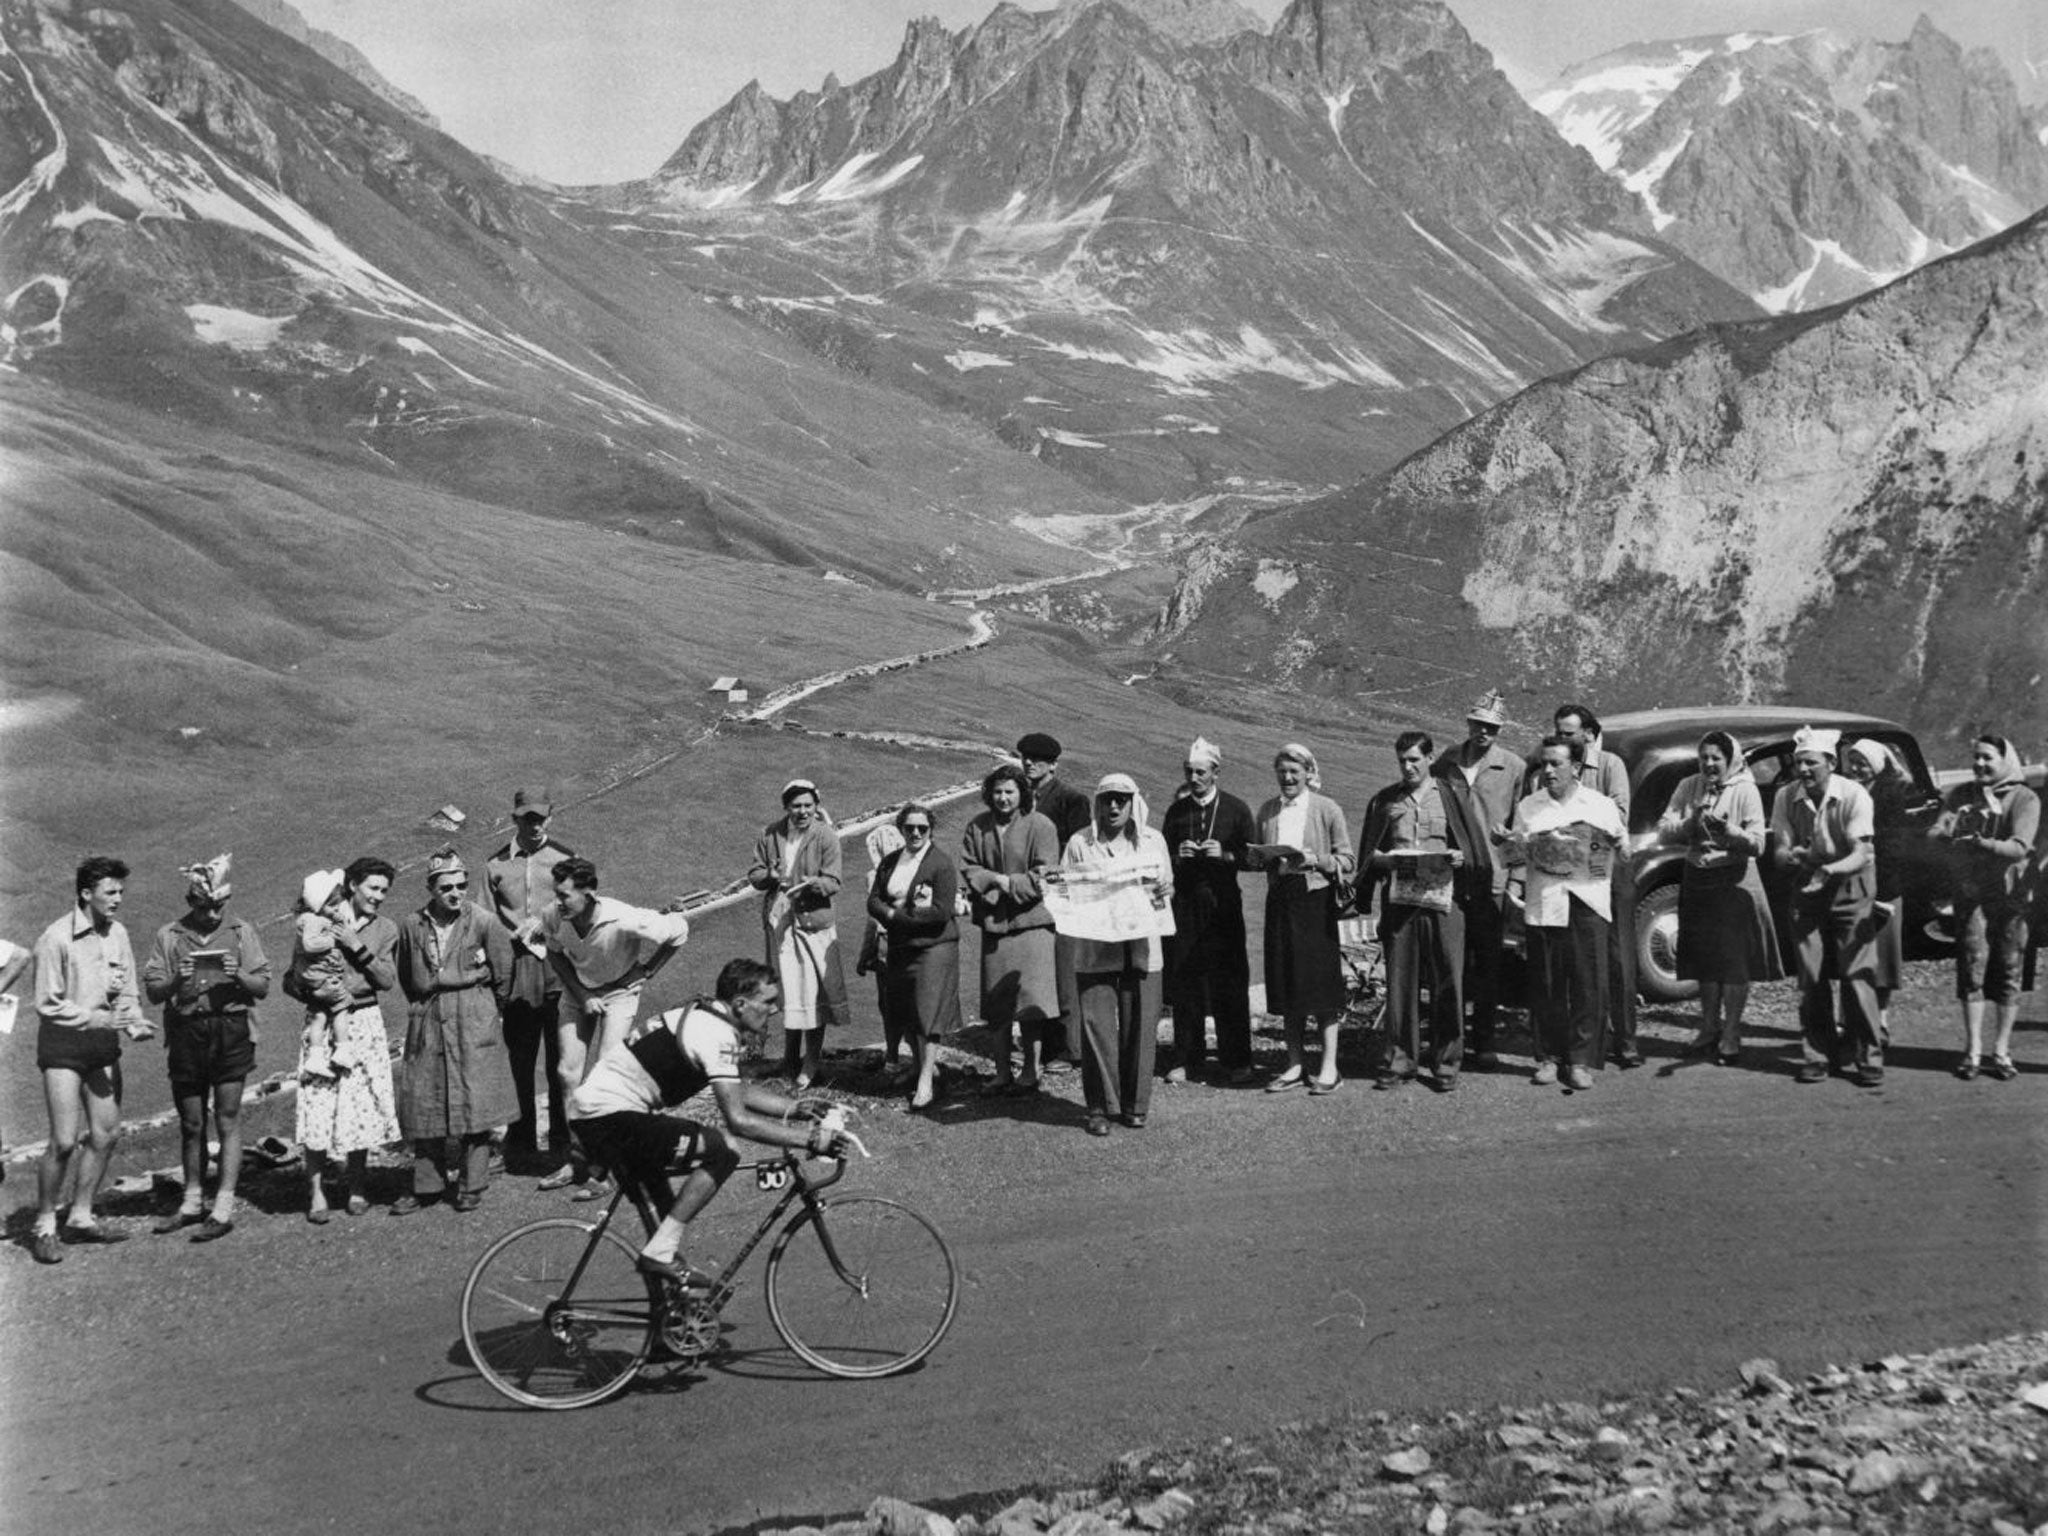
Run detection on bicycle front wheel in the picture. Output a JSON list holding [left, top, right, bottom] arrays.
[[461, 1218, 654, 1409], [765, 1196, 959, 1378]]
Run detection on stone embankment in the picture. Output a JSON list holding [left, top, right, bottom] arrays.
[[754, 1333, 2048, 1536]]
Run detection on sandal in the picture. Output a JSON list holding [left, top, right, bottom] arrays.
[[1988, 1057, 2019, 1081], [1954, 1057, 1980, 1081], [1265, 1067, 1304, 1094]]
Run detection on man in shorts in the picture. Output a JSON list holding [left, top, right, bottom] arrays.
[[32, 856, 154, 1263], [143, 854, 272, 1241], [568, 957, 851, 1282]]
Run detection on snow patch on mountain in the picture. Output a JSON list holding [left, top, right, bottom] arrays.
[[945, 350, 1013, 371], [1024, 320, 1398, 392], [1621, 133, 1690, 230], [185, 304, 291, 350]]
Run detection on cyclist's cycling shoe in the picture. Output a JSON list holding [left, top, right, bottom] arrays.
[[635, 1252, 693, 1283]]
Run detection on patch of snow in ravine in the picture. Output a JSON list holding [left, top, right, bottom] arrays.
[[945, 350, 1013, 372], [185, 304, 291, 351], [1042, 429, 1106, 449], [1252, 561, 1298, 607]]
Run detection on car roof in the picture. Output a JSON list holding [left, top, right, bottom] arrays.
[[1600, 706, 1909, 758]]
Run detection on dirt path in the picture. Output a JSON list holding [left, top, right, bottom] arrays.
[[3, 972, 2042, 1536]]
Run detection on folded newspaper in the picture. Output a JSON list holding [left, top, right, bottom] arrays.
[[1043, 865, 1177, 943]]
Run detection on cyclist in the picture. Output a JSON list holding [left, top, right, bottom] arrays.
[[567, 956, 850, 1282]]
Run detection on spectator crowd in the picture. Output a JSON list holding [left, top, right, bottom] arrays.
[[10, 696, 2041, 1266]]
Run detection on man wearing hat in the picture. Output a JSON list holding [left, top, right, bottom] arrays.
[[487, 788, 575, 1178], [1019, 732, 1092, 1069], [393, 849, 520, 1212], [143, 854, 272, 1240], [1432, 690, 1521, 1063], [1162, 736, 1257, 1083], [1769, 727, 1884, 1086]]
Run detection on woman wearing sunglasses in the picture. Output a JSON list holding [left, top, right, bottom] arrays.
[[867, 804, 962, 1112]]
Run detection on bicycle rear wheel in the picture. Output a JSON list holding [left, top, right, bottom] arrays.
[[765, 1196, 958, 1378], [461, 1218, 654, 1409]]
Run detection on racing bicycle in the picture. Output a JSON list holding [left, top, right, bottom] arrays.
[[460, 1129, 958, 1409]]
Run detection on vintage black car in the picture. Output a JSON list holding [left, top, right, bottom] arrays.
[[1601, 707, 1949, 1002]]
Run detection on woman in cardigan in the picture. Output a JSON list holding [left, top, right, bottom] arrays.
[[1057, 773, 1175, 1135], [748, 778, 851, 1092], [1657, 731, 1782, 1065], [960, 763, 1060, 1095], [1252, 743, 1354, 1093], [288, 856, 402, 1221], [867, 803, 962, 1112], [1930, 734, 2041, 1081]]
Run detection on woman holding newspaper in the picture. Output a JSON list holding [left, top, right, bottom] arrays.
[[1048, 773, 1175, 1136]]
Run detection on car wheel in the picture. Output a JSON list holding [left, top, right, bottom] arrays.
[[1634, 882, 1698, 1003]]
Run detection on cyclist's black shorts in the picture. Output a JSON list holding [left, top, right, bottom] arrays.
[[571, 1111, 715, 1190]]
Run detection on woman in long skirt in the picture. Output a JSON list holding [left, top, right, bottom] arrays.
[[290, 857, 402, 1220], [748, 779, 851, 1091]]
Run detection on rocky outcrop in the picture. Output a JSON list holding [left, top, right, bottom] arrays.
[[225, 0, 439, 127], [1163, 206, 2048, 747], [1537, 21, 2048, 311]]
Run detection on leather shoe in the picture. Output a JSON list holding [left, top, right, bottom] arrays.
[[32, 1230, 62, 1265], [1530, 1062, 1559, 1086], [536, 1164, 578, 1191], [452, 1192, 483, 1212], [1309, 1076, 1343, 1095], [1264, 1068, 1304, 1093], [63, 1222, 129, 1245], [155, 1210, 207, 1234], [1854, 1064, 1885, 1088], [306, 1207, 333, 1226], [390, 1194, 430, 1216], [1085, 1114, 1112, 1137], [1565, 1066, 1594, 1091], [635, 1251, 696, 1285], [1795, 1063, 1828, 1084], [1430, 1074, 1457, 1094], [1121, 1112, 1146, 1128], [191, 1216, 233, 1243], [1614, 1051, 1644, 1070]]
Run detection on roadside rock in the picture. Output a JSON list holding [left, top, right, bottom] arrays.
[[868, 1497, 958, 1536], [1381, 1448, 1432, 1480]]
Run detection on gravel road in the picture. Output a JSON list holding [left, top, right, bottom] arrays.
[[2, 962, 2041, 1536]]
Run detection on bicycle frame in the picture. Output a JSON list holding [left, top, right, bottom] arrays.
[[592, 1152, 852, 1321]]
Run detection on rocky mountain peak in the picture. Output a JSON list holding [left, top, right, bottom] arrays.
[[1270, 0, 1474, 84], [1055, 0, 1265, 46], [225, 0, 438, 126]]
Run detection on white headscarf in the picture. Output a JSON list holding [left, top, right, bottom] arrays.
[[1094, 772, 1150, 846], [1186, 736, 1222, 770], [1792, 725, 1841, 761]]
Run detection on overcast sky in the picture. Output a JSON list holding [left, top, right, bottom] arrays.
[[292, 0, 2046, 184]]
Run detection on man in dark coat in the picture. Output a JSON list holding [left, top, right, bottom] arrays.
[[1161, 736, 1257, 1083], [1430, 689, 1521, 1064], [1019, 731, 1092, 1068], [1358, 731, 1490, 1092]]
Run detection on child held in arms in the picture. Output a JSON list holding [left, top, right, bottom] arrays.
[[291, 869, 358, 1079]]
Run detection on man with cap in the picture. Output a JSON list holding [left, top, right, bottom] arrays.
[[1770, 727, 1884, 1086], [1019, 732, 1092, 1069], [1161, 736, 1257, 1083], [486, 788, 575, 1179], [1432, 690, 1521, 1064], [142, 855, 271, 1240], [392, 848, 519, 1212]]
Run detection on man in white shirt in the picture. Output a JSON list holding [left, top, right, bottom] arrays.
[[569, 957, 850, 1281], [1554, 703, 1641, 1068], [1768, 727, 1883, 1087], [1505, 738, 1626, 1091]]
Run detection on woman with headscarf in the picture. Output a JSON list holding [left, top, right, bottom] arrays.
[[1930, 734, 2041, 1081], [1841, 738, 1913, 1038], [288, 856, 402, 1221], [748, 778, 850, 1092], [1056, 773, 1174, 1134], [1657, 731, 1782, 1064], [1251, 744, 1354, 1092], [393, 848, 518, 1214], [868, 803, 962, 1111], [960, 762, 1060, 1095]]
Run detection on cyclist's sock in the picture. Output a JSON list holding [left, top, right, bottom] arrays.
[[641, 1215, 688, 1265]]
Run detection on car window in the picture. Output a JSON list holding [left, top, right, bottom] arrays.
[[1633, 762, 1693, 837], [1747, 744, 1793, 817]]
